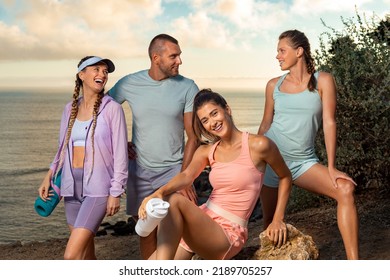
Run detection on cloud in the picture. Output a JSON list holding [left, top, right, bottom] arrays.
[[290, 0, 372, 16], [171, 11, 236, 50], [170, 0, 289, 51], [0, 0, 163, 60], [215, 0, 287, 31], [0, 0, 386, 62], [0, 22, 38, 59]]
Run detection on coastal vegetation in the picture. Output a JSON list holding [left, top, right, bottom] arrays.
[[288, 10, 390, 212]]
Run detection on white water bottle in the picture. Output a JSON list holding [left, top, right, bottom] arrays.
[[135, 198, 170, 237]]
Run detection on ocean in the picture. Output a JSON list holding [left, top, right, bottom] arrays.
[[0, 88, 265, 245]]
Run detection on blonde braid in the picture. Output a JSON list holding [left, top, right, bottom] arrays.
[[86, 90, 104, 181], [55, 76, 81, 178]]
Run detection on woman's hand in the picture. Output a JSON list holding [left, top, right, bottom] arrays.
[[266, 220, 287, 247], [38, 173, 53, 201], [178, 184, 198, 204], [138, 196, 151, 220], [106, 195, 120, 216], [138, 191, 163, 219], [328, 167, 356, 189]]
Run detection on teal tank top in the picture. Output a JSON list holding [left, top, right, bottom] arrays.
[[265, 72, 322, 161]]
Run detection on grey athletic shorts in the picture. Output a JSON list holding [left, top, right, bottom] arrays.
[[263, 158, 318, 188], [126, 160, 182, 216]]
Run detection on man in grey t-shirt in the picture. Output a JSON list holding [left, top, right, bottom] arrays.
[[109, 34, 199, 259]]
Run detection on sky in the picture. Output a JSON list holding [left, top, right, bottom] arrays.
[[0, 0, 389, 91]]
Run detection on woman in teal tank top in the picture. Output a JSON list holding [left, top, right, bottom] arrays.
[[258, 30, 359, 259]]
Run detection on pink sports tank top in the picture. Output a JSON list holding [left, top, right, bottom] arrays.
[[208, 132, 264, 221]]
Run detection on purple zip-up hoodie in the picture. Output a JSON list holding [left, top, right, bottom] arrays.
[[50, 95, 128, 198]]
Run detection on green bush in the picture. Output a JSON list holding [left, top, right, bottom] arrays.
[[313, 10, 389, 193], [286, 186, 323, 213]]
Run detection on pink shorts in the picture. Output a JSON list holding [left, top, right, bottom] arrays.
[[179, 203, 248, 259]]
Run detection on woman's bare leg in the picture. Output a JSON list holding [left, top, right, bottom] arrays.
[[139, 227, 157, 260], [85, 235, 97, 260], [64, 227, 95, 260], [174, 246, 195, 260], [294, 163, 359, 259], [155, 193, 232, 260]]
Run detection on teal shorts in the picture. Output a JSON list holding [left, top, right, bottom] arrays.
[[263, 158, 318, 188]]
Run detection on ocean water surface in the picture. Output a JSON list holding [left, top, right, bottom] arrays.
[[0, 88, 264, 244]]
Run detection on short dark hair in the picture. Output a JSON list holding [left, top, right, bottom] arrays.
[[148, 34, 179, 59]]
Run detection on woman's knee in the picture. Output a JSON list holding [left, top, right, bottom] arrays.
[[166, 193, 186, 208], [336, 179, 356, 203]]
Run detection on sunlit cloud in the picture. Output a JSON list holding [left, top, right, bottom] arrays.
[[0, 0, 387, 88], [171, 0, 289, 51], [0, 0, 163, 60], [214, 0, 287, 31], [290, 0, 372, 16], [172, 11, 236, 49], [0, 0, 386, 61]]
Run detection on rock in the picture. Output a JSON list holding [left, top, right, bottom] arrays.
[[253, 223, 319, 260]]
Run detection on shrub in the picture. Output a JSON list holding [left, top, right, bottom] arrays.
[[286, 186, 322, 214], [313, 10, 389, 193]]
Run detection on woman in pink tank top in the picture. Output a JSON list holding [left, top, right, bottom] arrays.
[[138, 89, 292, 260]]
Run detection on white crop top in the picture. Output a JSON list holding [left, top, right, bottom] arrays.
[[71, 118, 92, 147]]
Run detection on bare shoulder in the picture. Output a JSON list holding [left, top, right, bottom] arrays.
[[317, 71, 335, 84], [266, 76, 282, 88], [317, 71, 337, 98], [248, 133, 272, 153], [265, 76, 282, 98], [195, 143, 213, 156]]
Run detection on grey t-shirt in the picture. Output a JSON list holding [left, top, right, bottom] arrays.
[[109, 70, 199, 170]]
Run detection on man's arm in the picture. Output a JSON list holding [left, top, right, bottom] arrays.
[[179, 111, 200, 203]]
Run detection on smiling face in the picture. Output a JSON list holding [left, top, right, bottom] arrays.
[[276, 38, 300, 71], [196, 101, 232, 138], [78, 62, 109, 93], [155, 41, 182, 78]]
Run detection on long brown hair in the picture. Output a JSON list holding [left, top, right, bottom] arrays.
[[279, 30, 317, 92], [55, 56, 104, 180]]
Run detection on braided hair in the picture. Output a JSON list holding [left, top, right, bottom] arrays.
[[55, 56, 104, 180], [279, 30, 317, 92], [87, 86, 104, 181]]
